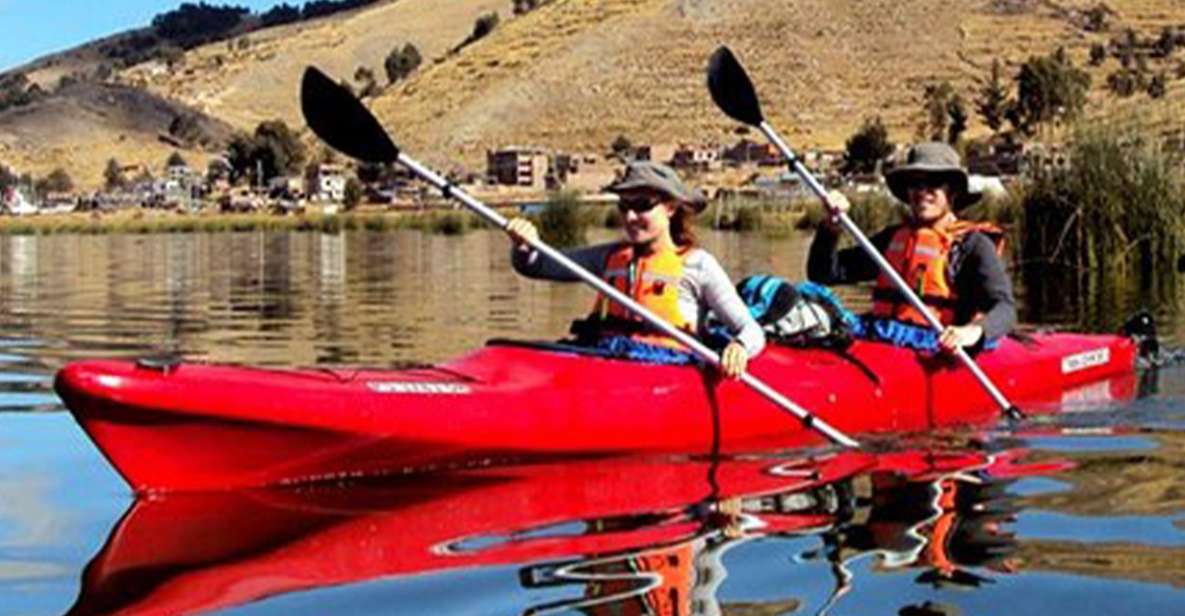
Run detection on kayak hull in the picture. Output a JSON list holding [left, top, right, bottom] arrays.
[[55, 334, 1137, 492]]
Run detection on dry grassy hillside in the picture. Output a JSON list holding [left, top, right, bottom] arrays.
[[123, 0, 508, 130], [362, 0, 1185, 169], [4, 0, 1184, 186], [0, 83, 233, 188]]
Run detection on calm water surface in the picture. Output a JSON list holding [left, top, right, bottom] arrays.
[[1, 229, 1184, 616]]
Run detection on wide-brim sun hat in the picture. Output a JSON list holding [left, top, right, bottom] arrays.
[[607, 161, 708, 213], [885, 142, 981, 210]]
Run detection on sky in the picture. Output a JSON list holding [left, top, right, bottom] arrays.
[[0, 0, 283, 71]]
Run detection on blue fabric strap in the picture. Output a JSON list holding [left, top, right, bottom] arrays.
[[854, 316, 999, 354], [593, 336, 697, 365]]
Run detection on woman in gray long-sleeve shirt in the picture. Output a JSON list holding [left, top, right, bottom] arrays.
[[506, 161, 765, 377], [807, 142, 1016, 352]]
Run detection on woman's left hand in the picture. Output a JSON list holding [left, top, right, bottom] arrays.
[[719, 341, 748, 379], [938, 324, 984, 353]]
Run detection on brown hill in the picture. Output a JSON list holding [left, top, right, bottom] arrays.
[[139, 0, 1185, 170], [0, 82, 234, 188], [5, 0, 1185, 185]]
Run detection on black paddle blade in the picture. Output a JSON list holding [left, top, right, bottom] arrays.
[[300, 66, 401, 163], [706, 46, 764, 126]]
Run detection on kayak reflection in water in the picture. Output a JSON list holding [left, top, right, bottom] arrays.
[[506, 161, 765, 378], [521, 494, 783, 616], [67, 448, 1044, 615], [803, 450, 1027, 614]]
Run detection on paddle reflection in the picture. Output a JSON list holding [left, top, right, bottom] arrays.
[[68, 447, 1063, 615]]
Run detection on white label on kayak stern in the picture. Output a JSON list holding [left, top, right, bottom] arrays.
[[367, 382, 472, 395], [1061, 348, 1110, 374]]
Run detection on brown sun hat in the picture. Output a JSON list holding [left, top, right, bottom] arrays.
[[885, 142, 981, 210], [607, 161, 708, 213]]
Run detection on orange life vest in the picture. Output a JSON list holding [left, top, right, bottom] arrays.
[[591, 243, 693, 349], [872, 222, 1006, 326]]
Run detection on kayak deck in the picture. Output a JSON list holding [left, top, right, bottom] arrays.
[[55, 333, 1137, 492]]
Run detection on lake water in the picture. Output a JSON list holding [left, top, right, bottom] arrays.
[[2, 229, 1184, 616]]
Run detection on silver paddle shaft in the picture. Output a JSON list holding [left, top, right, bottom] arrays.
[[398, 151, 860, 448], [758, 122, 1016, 414]]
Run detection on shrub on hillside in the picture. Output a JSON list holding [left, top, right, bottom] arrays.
[[0, 73, 45, 113], [384, 44, 422, 85], [260, 3, 301, 27], [36, 168, 74, 195], [151, 3, 249, 49], [843, 117, 893, 175], [975, 59, 1011, 133], [456, 12, 500, 51], [1010, 48, 1090, 133], [227, 120, 307, 183]]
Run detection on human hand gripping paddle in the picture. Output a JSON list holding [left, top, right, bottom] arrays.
[[705, 47, 1023, 421], [299, 65, 860, 448]]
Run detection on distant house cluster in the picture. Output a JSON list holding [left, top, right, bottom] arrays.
[[0, 132, 1077, 218]]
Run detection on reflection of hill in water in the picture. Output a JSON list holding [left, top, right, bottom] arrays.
[[1011, 432, 1185, 586], [720, 599, 802, 615], [1019, 541, 1185, 587], [1029, 432, 1185, 517]]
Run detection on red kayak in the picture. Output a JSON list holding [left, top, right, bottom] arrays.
[[54, 334, 1137, 492]]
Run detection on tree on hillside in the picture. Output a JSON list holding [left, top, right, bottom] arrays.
[[260, 3, 301, 27], [1010, 48, 1090, 133], [919, 81, 966, 143], [37, 168, 74, 195], [354, 66, 380, 98], [610, 135, 633, 159], [206, 158, 232, 183], [343, 177, 363, 210], [1107, 69, 1141, 97], [104, 159, 126, 191], [976, 59, 1011, 133], [0, 166, 19, 191], [254, 120, 306, 182], [843, 116, 894, 175], [1116, 29, 1138, 68], [947, 94, 969, 144], [0, 73, 46, 113], [226, 120, 307, 184], [473, 12, 499, 40], [151, 2, 249, 49], [456, 12, 500, 51], [384, 43, 422, 85], [1148, 73, 1167, 98], [167, 151, 189, 168], [169, 113, 207, 147], [1083, 5, 1109, 33], [1155, 27, 1178, 59], [1089, 43, 1107, 66]]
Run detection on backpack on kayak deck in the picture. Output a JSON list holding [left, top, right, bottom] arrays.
[[735, 275, 858, 349]]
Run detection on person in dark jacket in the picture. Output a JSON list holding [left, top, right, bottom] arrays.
[[807, 142, 1015, 353]]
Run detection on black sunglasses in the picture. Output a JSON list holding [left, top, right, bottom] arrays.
[[905, 174, 949, 191], [616, 196, 663, 214]]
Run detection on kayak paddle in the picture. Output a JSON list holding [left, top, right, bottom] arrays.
[[300, 65, 860, 448], [706, 46, 1023, 421]]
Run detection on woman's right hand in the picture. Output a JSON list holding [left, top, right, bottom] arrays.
[[506, 218, 539, 249]]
